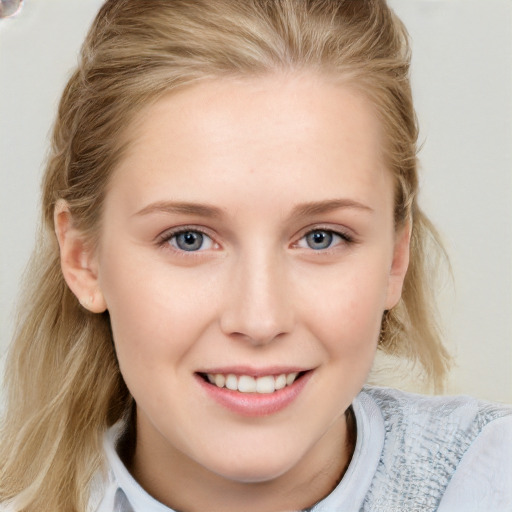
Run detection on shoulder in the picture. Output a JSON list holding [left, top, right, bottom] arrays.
[[362, 385, 512, 452], [362, 384, 512, 428], [437, 413, 512, 511], [361, 385, 512, 460], [358, 386, 512, 512]]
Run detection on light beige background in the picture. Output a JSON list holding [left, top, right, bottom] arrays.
[[1, 0, 511, 403]]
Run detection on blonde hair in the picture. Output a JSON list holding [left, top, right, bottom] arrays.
[[0, 0, 450, 509]]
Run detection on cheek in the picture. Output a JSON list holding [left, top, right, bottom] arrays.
[[298, 258, 389, 353], [98, 249, 219, 375]]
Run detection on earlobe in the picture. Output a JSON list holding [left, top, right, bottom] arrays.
[[385, 221, 411, 310], [54, 200, 107, 313]]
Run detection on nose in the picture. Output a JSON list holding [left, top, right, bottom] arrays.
[[220, 249, 294, 346]]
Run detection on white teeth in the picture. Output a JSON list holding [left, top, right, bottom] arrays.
[[225, 374, 238, 391], [214, 374, 226, 388], [238, 375, 256, 393], [256, 375, 275, 394], [275, 374, 287, 390], [286, 372, 298, 386], [205, 371, 302, 393]]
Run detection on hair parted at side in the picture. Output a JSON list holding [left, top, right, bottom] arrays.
[[0, 1, 451, 509]]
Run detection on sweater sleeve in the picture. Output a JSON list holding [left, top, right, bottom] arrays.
[[437, 414, 512, 512]]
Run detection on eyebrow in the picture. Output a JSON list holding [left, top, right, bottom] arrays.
[[290, 199, 374, 218], [133, 198, 373, 219], [134, 201, 224, 218]]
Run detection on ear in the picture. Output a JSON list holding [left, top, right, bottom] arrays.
[[385, 220, 411, 310], [54, 200, 107, 313]]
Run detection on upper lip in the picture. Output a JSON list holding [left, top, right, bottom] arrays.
[[196, 366, 312, 377]]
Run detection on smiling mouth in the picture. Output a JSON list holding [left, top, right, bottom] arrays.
[[197, 371, 308, 394]]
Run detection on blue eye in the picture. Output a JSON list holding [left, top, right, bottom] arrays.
[[298, 229, 347, 250], [169, 230, 214, 252]]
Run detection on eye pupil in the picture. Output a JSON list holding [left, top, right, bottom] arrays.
[[306, 230, 333, 250], [176, 231, 203, 251]]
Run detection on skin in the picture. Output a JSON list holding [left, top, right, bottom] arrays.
[[56, 73, 410, 512]]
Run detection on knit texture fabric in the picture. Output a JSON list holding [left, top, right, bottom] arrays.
[[358, 386, 512, 512]]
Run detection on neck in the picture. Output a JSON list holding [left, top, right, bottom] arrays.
[[126, 408, 356, 512]]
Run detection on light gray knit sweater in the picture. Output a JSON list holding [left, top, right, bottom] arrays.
[[89, 386, 512, 512]]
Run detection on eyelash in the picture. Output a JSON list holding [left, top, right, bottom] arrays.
[[156, 226, 215, 255], [296, 227, 354, 252], [156, 226, 354, 255]]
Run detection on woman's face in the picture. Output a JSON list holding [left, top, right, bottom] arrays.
[[94, 74, 409, 488]]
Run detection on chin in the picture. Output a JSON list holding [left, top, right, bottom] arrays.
[[205, 452, 297, 484]]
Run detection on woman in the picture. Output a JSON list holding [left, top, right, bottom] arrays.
[[1, 1, 510, 511]]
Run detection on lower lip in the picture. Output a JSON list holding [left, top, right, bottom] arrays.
[[196, 371, 313, 417]]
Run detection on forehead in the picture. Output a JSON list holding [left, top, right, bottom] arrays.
[[107, 73, 391, 217]]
